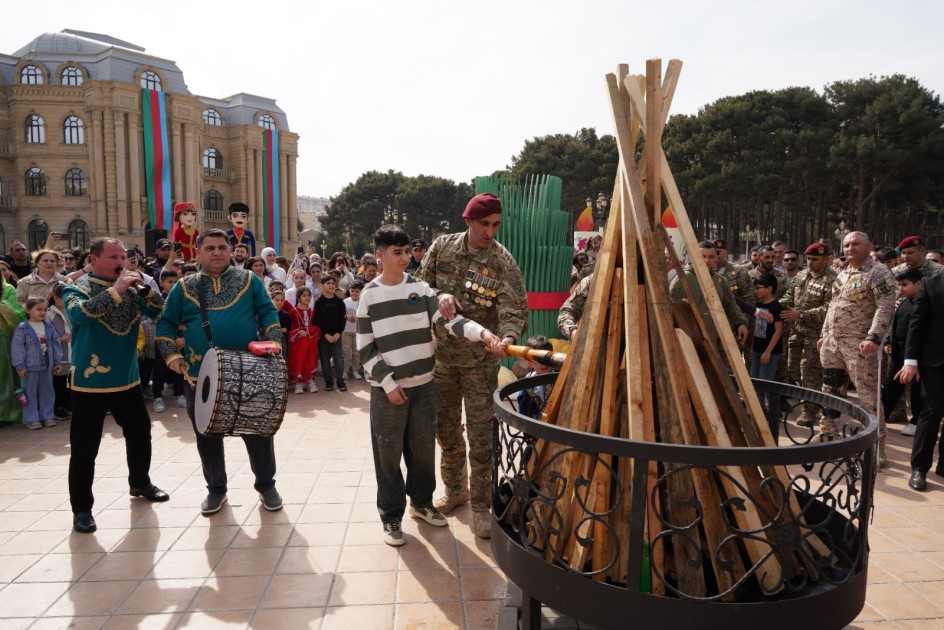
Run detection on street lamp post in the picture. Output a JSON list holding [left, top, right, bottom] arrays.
[[320, 239, 327, 261], [738, 225, 761, 260], [833, 220, 847, 250], [595, 193, 609, 230]]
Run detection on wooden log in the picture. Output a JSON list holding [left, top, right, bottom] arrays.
[[676, 328, 781, 594], [645, 59, 663, 227]]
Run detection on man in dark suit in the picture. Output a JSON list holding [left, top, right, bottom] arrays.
[[896, 271, 944, 491]]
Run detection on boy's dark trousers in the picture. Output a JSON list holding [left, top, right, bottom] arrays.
[[318, 337, 345, 387], [53, 373, 70, 414], [882, 357, 923, 427], [369, 381, 437, 524], [152, 353, 184, 398]]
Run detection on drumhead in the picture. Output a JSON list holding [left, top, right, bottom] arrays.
[[194, 348, 221, 435]]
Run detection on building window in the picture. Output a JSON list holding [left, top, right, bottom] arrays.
[[65, 168, 88, 197], [61, 66, 83, 86], [202, 148, 223, 169], [0, 223, 5, 254], [25, 168, 47, 196], [20, 65, 43, 85], [26, 115, 45, 143], [202, 108, 222, 126], [258, 114, 276, 131], [203, 189, 223, 211], [64, 116, 85, 144], [68, 219, 90, 249], [140, 70, 162, 91], [28, 219, 48, 252]]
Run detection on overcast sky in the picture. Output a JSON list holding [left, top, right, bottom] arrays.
[[3, 0, 942, 199]]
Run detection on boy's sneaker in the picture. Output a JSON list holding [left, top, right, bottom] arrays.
[[174, 395, 187, 408], [153, 398, 166, 413], [324, 383, 334, 392], [410, 503, 448, 527], [338, 382, 347, 392], [352, 371, 362, 380], [54, 407, 71, 420], [42, 419, 57, 428], [295, 383, 305, 395], [259, 488, 283, 511], [308, 380, 319, 393], [901, 423, 917, 436], [26, 422, 42, 430], [383, 521, 405, 546]]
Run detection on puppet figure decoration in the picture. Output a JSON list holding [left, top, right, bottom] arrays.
[[226, 202, 256, 256], [173, 202, 199, 261]]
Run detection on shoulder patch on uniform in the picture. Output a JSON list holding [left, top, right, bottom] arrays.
[[872, 275, 892, 295]]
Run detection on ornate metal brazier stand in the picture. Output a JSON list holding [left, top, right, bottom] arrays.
[[492, 375, 877, 630]]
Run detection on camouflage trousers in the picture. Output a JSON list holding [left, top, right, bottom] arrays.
[[820, 335, 885, 440], [434, 359, 500, 512], [787, 334, 823, 419]]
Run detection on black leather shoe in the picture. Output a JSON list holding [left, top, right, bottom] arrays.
[[73, 511, 97, 533], [909, 470, 927, 491], [130, 485, 170, 502], [934, 467, 944, 478]]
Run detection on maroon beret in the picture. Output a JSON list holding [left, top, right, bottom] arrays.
[[898, 236, 925, 250], [463, 193, 502, 219], [805, 242, 829, 256], [712, 237, 727, 250]]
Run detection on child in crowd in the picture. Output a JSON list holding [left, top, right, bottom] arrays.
[[152, 270, 185, 413], [282, 287, 321, 393], [343, 280, 364, 381], [357, 224, 500, 546], [11, 297, 62, 429], [285, 268, 312, 306], [516, 335, 557, 419], [315, 274, 348, 391], [180, 263, 199, 277], [882, 267, 924, 436], [309, 263, 323, 301], [271, 290, 293, 341], [46, 283, 72, 419], [749, 272, 785, 409]]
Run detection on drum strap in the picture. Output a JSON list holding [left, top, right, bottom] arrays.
[[196, 275, 214, 347]]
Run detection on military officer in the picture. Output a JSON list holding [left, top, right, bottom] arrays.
[[715, 238, 755, 308], [416, 193, 528, 539], [558, 273, 591, 342], [819, 231, 897, 466], [892, 235, 944, 280], [780, 243, 837, 426], [749, 246, 789, 300], [405, 239, 426, 275]]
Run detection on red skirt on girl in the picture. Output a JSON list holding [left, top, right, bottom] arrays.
[[281, 302, 321, 384]]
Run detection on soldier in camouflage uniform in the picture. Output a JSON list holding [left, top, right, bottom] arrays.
[[669, 242, 749, 344], [714, 238, 755, 307], [749, 246, 789, 300], [780, 243, 837, 426], [774, 250, 803, 385], [892, 235, 944, 281], [819, 232, 897, 466], [415, 193, 528, 538], [558, 273, 591, 341]]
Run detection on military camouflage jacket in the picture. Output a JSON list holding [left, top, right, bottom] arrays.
[[558, 274, 591, 338], [669, 265, 747, 331], [822, 260, 897, 341], [718, 261, 755, 306], [779, 266, 837, 337], [416, 232, 528, 363], [891, 259, 944, 280], [748, 266, 788, 300]]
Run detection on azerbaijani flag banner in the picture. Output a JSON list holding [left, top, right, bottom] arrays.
[[141, 88, 172, 231], [262, 129, 281, 251]]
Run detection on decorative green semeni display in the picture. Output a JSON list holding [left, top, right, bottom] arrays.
[[474, 173, 572, 344]]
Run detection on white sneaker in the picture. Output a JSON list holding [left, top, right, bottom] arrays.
[[353, 371, 362, 380], [308, 380, 319, 393], [153, 398, 166, 413], [901, 423, 917, 436], [174, 395, 187, 408], [295, 383, 305, 394]]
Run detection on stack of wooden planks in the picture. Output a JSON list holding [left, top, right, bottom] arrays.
[[525, 60, 830, 599]]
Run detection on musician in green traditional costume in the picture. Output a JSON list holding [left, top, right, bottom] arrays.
[[157, 229, 285, 516]]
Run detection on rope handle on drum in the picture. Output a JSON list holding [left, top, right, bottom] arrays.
[[196, 274, 215, 348]]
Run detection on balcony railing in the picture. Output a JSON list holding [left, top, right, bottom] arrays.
[[0, 195, 12, 209], [203, 167, 232, 181]]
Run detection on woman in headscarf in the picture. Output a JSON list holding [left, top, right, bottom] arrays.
[[0, 269, 26, 425], [260, 247, 288, 284]]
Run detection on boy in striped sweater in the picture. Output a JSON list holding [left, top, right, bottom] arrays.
[[357, 224, 501, 546]]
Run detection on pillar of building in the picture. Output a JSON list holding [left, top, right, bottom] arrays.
[[128, 115, 143, 233], [184, 123, 197, 210], [102, 108, 119, 234], [245, 146, 257, 245], [114, 111, 129, 234], [171, 119, 183, 207], [89, 112, 108, 235]]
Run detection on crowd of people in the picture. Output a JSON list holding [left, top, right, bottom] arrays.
[[0, 194, 531, 545]]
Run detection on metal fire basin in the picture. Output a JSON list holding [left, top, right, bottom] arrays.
[[492, 375, 877, 630]]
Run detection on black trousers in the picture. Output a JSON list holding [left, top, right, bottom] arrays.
[[69, 387, 154, 513], [185, 387, 276, 495], [911, 364, 944, 473], [882, 358, 924, 425]]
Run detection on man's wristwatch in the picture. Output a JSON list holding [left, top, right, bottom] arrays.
[[865, 334, 881, 344], [798, 311, 806, 320]]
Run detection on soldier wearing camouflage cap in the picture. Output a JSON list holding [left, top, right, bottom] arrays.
[[780, 242, 837, 426], [416, 193, 528, 538], [819, 231, 897, 466]]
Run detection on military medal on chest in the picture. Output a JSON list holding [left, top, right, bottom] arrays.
[[463, 267, 498, 307]]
